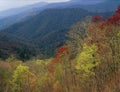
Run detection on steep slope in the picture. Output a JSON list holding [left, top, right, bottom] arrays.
[[3, 8, 92, 39], [0, 32, 38, 60], [0, 13, 35, 30], [1, 8, 113, 56]]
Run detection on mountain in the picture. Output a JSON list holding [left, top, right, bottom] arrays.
[[0, 0, 117, 59], [0, 10, 40, 30], [70, 0, 106, 4], [67, 0, 120, 12], [1, 8, 113, 57], [1, 0, 116, 19], [0, 2, 49, 30], [45, 0, 106, 8], [0, 0, 119, 30], [0, 2, 48, 19], [45, 0, 120, 12], [0, 0, 116, 19], [0, 32, 39, 60]]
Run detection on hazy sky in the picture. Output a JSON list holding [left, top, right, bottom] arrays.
[[0, 0, 107, 11], [0, 0, 70, 11]]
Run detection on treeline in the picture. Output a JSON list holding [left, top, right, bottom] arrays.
[[0, 6, 120, 92]]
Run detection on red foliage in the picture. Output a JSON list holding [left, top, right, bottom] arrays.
[[92, 6, 120, 26], [115, 5, 120, 14], [92, 15, 104, 23], [89, 6, 120, 54], [107, 14, 120, 25], [48, 46, 70, 73], [52, 46, 70, 63], [106, 6, 120, 25], [56, 46, 69, 56]]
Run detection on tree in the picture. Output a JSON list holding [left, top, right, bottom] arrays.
[[75, 44, 99, 77], [12, 64, 36, 92], [66, 16, 92, 58]]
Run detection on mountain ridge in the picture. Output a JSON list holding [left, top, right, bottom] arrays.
[[0, 0, 118, 59], [1, 8, 113, 58]]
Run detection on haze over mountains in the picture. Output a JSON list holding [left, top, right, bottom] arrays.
[[0, 0, 119, 30], [0, 0, 119, 60], [0, 2, 48, 19], [0, 0, 119, 19], [0, 2, 49, 30]]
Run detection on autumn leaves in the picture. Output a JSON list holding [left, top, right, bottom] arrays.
[[0, 5, 120, 92]]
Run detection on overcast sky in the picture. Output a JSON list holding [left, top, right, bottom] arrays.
[[0, 0, 70, 11]]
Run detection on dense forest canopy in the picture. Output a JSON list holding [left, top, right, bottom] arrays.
[[1, 0, 119, 60], [0, 5, 120, 92]]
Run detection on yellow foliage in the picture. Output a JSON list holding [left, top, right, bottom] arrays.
[[117, 31, 120, 37], [76, 44, 100, 77], [13, 64, 29, 83]]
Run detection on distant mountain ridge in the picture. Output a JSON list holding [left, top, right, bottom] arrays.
[[0, 2, 49, 30], [1, 8, 113, 57], [0, 2, 48, 19], [0, 0, 118, 19], [0, 0, 118, 59], [67, 0, 120, 12], [0, 0, 119, 30]]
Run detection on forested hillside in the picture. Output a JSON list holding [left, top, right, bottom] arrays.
[[1, 8, 112, 59], [0, 32, 38, 60], [0, 0, 119, 31], [0, 5, 120, 92], [0, 0, 119, 60]]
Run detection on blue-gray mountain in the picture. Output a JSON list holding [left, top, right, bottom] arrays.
[[67, 0, 120, 12], [0, 0, 119, 60], [0, 2, 48, 19], [0, 8, 112, 59], [0, 0, 119, 30]]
